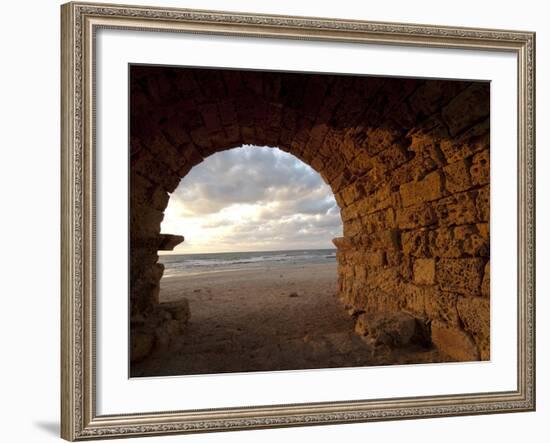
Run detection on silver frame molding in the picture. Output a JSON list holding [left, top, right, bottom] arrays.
[[61, 2, 536, 440]]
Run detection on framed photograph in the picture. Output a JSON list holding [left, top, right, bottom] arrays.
[[61, 1, 536, 440]]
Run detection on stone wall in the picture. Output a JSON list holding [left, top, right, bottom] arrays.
[[130, 66, 490, 362]]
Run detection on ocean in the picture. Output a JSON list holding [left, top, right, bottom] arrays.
[[159, 249, 337, 278]]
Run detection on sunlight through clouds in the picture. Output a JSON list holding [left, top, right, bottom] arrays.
[[160, 146, 342, 253]]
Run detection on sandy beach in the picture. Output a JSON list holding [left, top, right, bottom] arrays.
[[131, 262, 449, 377]]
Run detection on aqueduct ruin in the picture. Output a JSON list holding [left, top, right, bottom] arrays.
[[130, 65, 490, 364]]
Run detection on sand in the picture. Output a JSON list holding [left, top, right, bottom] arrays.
[[131, 263, 450, 377]]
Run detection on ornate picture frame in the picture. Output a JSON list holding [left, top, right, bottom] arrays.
[[61, 1, 535, 440]]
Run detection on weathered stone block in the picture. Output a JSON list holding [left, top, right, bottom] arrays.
[[355, 312, 427, 347], [306, 122, 330, 152], [431, 320, 480, 361], [442, 83, 490, 136], [180, 143, 203, 169], [457, 296, 490, 360], [408, 80, 470, 119], [364, 79, 418, 124], [428, 225, 489, 258], [436, 258, 485, 295], [407, 118, 448, 157], [402, 229, 429, 257], [197, 103, 222, 131], [389, 155, 430, 191], [318, 128, 343, 157], [356, 184, 392, 216], [224, 124, 243, 146], [158, 234, 184, 251], [364, 123, 404, 156], [360, 250, 386, 269], [439, 119, 489, 163], [477, 222, 490, 240], [340, 181, 364, 206], [131, 149, 181, 192], [476, 185, 490, 222], [130, 203, 164, 241], [332, 237, 352, 251], [131, 171, 171, 212], [343, 217, 362, 238], [375, 229, 402, 251], [302, 75, 330, 117], [374, 142, 412, 172], [399, 283, 428, 315], [130, 332, 155, 363], [361, 208, 394, 234], [433, 191, 479, 227], [161, 115, 194, 147], [396, 202, 437, 229], [470, 149, 490, 186], [187, 124, 211, 148], [320, 154, 345, 182], [481, 262, 490, 297], [400, 171, 443, 208], [329, 167, 353, 194], [425, 291, 459, 326], [389, 100, 417, 129], [340, 202, 358, 222], [348, 151, 375, 177], [155, 319, 184, 347], [266, 103, 284, 129], [413, 258, 436, 285], [351, 265, 366, 283], [360, 164, 391, 196], [217, 99, 238, 126], [366, 267, 401, 293], [398, 255, 414, 280], [455, 225, 489, 257], [162, 298, 191, 323], [195, 70, 226, 99], [310, 154, 326, 173], [426, 228, 454, 257], [384, 249, 403, 267], [443, 159, 472, 193]]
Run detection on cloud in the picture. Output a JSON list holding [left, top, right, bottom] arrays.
[[170, 146, 325, 216], [161, 146, 343, 253]]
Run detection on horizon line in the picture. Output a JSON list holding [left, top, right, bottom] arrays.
[[158, 246, 337, 256]]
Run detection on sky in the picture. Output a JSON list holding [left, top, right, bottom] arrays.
[[160, 146, 342, 254]]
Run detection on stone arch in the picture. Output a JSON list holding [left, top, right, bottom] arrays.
[[130, 65, 490, 363]]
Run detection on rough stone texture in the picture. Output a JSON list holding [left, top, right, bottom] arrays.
[[425, 291, 459, 326], [413, 258, 435, 285], [431, 320, 480, 361], [131, 332, 155, 363], [354, 311, 429, 348], [443, 159, 472, 193], [457, 296, 490, 360], [158, 234, 184, 251], [470, 149, 490, 186], [481, 261, 490, 297], [436, 258, 486, 295], [130, 66, 490, 362], [400, 171, 443, 208]]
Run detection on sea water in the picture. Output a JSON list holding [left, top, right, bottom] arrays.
[[159, 249, 336, 278]]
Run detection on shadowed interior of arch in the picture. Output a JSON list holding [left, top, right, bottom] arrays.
[[129, 64, 490, 377]]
